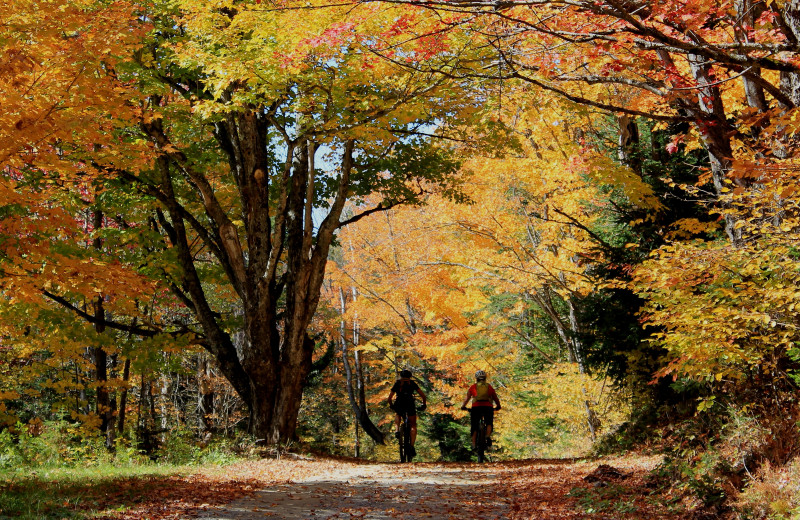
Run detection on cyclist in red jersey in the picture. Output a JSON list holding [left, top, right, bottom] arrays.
[[460, 370, 501, 450]]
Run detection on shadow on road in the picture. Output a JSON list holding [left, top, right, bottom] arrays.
[[197, 465, 512, 520]]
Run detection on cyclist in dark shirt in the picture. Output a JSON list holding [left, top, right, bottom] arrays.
[[460, 370, 501, 450], [388, 369, 427, 457]]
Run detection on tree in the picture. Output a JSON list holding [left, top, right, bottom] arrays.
[[386, 0, 800, 243], [1, 0, 490, 444]]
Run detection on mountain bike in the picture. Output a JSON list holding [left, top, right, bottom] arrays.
[[475, 412, 488, 463], [397, 410, 413, 463], [473, 407, 499, 463], [394, 402, 425, 462]]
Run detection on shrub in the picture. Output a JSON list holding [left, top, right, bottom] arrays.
[[738, 458, 800, 520], [155, 428, 200, 464]]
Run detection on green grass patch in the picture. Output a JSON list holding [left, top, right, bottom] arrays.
[[0, 463, 193, 519]]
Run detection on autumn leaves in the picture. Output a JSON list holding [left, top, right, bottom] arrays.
[[2, 0, 800, 459]]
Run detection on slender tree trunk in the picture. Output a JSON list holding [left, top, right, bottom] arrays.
[[117, 357, 131, 435], [687, 53, 740, 244], [736, 1, 768, 112], [197, 355, 215, 433], [91, 209, 113, 444], [566, 296, 584, 373], [106, 354, 118, 449], [581, 387, 600, 442], [159, 375, 169, 442], [617, 115, 641, 174], [338, 287, 385, 445], [93, 341, 110, 429]]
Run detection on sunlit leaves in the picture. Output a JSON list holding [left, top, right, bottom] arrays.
[[633, 165, 800, 382]]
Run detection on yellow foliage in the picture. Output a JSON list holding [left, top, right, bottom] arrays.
[[634, 162, 800, 381], [526, 363, 629, 435]]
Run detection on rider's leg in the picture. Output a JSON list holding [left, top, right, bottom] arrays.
[[394, 414, 401, 436], [409, 415, 418, 444], [470, 409, 478, 448]]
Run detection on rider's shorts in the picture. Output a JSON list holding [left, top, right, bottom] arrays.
[[470, 406, 493, 434], [394, 400, 417, 417]]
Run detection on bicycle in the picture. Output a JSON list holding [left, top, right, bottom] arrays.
[[475, 412, 488, 463], [392, 402, 425, 462], [397, 409, 413, 463], [465, 406, 498, 463]]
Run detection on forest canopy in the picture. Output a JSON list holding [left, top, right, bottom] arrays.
[[2, 2, 800, 514]]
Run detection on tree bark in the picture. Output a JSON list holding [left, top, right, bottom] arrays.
[[779, 3, 800, 107], [197, 355, 215, 433], [106, 354, 117, 449], [142, 108, 361, 444], [91, 209, 114, 447], [617, 115, 641, 174], [339, 287, 386, 445], [117, 357, 131, 435]]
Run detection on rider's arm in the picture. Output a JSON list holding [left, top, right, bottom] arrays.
[[388, 390, 396, 407], [460, 390, 472, 410], [416, 387, 427, 406], [492, 387, 501, 410]]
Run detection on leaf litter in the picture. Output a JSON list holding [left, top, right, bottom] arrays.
[[90, 454, 689, 519]]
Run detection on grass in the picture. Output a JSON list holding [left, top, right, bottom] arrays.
[[0, 463, 193, 519]]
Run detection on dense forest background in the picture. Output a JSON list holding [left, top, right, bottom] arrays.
[[2, 0, 800, 517]]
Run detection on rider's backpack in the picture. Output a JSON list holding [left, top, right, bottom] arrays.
[[397, 380, 416, 401], [474, 381, 491, 402]]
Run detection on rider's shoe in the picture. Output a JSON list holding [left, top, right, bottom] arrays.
[[394, 431, 402, 441], [409, 446, 416, 458], [486, 437, 492, 448]]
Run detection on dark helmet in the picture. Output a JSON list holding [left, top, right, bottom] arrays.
[[400, 369, 412, 378], [475, 370, 487, 380]]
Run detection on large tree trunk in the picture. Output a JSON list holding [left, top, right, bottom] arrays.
[[143, 108, 357, 444]]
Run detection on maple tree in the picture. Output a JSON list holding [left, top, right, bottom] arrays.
[[0, 0, 172, 446], [379, 0, 800, 243], [388, 0, 800, 391], [633, 165, 800, 385], [1, 0, 500, 445], [1, 3, 799, 505]]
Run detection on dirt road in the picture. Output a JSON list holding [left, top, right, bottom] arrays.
[[190, 456, 675, 520], [196, 462, 511, 519]]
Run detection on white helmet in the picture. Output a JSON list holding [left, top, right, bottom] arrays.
[[475, 370, 486, 380]]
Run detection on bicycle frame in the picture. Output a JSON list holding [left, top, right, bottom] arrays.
[[397, 411, 413, 463], [476, 413, 487, 463], [471, 407, 497, 463]]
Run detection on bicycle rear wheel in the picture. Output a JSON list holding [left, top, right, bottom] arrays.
[[398, 420, 406, 462], [402, 418, 413, 462], [476, 416, 486, 463]]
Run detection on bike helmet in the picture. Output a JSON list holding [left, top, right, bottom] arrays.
[[400, 369, 412, 378], [475, 370, 487, 380]]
